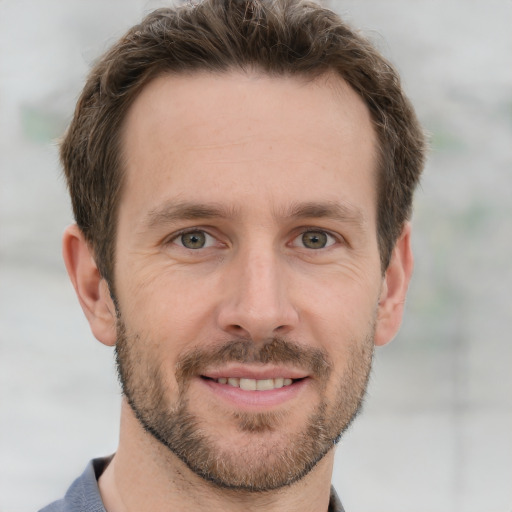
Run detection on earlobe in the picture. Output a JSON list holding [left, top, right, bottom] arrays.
[[374, 223, 414, 347], [62, 224, 117, 347]]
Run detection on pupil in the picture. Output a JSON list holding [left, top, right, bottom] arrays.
[[302, 231, 327, 249]]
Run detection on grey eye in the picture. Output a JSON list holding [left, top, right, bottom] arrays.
[[180, 231, 207, 249], [301, 231, 329, 249]]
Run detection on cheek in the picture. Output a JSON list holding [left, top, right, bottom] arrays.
[[296, 269, 381, 340], [115, 266, 218, 362], [119, 258, 212, 312]]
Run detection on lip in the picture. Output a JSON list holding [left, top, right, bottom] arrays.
[[201, 364, 309, 381], [199, 366, 310, 409]]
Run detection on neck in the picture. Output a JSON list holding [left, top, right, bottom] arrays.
[[99, 399, 335, 512]]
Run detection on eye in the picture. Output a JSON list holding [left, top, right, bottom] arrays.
[[173, 230, 215, 249], [293, 230, 337, 249]]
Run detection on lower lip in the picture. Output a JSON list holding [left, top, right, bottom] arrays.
[[201, 377, 308, 409]]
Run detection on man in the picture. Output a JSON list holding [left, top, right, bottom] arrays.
[[41, 0, 425, 510]]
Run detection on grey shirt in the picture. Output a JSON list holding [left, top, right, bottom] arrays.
[[39, 457, 345, 512]]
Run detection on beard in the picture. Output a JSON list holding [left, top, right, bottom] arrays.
[[115, 318, 374, 492]]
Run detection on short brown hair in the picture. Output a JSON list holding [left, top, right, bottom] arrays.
[[61, 0, 426, 286]]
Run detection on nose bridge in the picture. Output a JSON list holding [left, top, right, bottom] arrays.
[[243, 244, 281, 311], [218, 239, 298, 340]]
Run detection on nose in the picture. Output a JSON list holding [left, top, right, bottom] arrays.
[[216, 246, 299, 342]]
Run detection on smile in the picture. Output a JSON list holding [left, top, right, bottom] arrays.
[[201, 374, 307, 408], [213, 377, 294, 390], [199, 366, 310, 408]]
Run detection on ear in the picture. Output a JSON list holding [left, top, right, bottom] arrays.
[[374, 222, 414, 347], [62, 224, 117, 346]]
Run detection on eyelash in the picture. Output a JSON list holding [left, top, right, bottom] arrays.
[[166, 227, 342, 250], [290, 228, 340, 249], [168, 228, 218, 249]]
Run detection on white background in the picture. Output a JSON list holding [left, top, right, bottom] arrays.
[[1, 1, 511, 511]]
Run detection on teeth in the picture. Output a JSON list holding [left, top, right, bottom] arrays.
[[216, 377, 295, 390], [256, 379, 274, 391], [240, 378, 256, 391]]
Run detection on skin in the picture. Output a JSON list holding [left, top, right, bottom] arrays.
[[63, 71, 413, 512]]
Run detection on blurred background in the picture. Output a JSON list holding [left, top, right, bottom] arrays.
[[0, 1, 511, 511]]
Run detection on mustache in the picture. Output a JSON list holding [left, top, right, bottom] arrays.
[[175, 337, 333, 384]]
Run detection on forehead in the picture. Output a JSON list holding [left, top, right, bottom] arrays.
[[119, 70, 377, 226]]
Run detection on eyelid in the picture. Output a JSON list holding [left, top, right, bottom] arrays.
[[290, 228, 341, 248], [167, 228, 217, 248], [163, 226, 343, 249]]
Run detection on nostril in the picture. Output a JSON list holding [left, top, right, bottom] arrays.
[[227, 325, 247, 336]]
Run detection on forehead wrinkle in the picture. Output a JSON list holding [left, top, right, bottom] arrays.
[[179, 136, 254, 151]]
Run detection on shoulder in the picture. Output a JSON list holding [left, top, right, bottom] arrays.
[[329, 486, 346, 512], [38, 457, 112, 512]]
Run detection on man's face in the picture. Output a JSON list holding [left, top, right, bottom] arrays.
[[113, 71, 382, 490]]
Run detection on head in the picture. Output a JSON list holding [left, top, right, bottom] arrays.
[[61, 0, 425, 494], [61, 0, 425, 289]]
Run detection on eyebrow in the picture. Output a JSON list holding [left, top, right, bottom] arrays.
[[143, 199, 367, 230], [282, 201, 367, 227], [143, 201, 239, 230]]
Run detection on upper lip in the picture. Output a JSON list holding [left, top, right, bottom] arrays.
[[201, 365, 309, 380]]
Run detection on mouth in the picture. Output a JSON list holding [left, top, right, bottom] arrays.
[[202, 376, 299, 391], [198, 368, 310, 409]]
